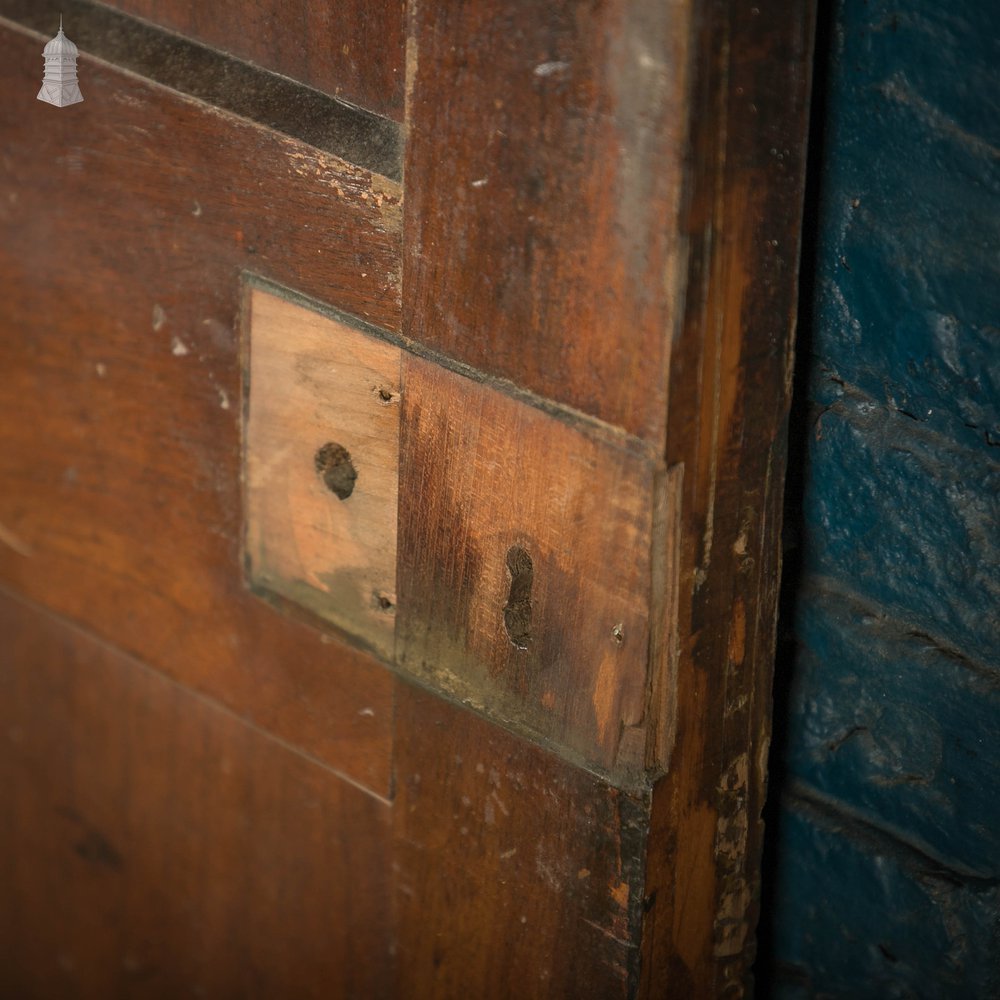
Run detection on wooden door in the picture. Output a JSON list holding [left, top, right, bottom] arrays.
[[0, 1, 814, 996]]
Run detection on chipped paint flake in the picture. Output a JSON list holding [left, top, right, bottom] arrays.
[[534, 60, 570, 77]]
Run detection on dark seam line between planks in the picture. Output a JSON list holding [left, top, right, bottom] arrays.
[[0, 0, 402, 181], [0, 581, 394, 808]]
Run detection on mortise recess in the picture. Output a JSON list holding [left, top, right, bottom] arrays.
[[246, 281, 672, 786]]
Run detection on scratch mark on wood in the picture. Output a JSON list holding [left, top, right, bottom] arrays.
[[582, 917, 635, 949], [0, 521, 32, 558]]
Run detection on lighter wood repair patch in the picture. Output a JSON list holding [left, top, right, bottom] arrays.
[[245, 286, 400, 659]]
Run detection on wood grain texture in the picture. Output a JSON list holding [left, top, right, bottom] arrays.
[[392, 682, 648, 1000], [97, 0, 405, 121], [0, 0, 818, 992], [246, 286, 401, 660], [0, 589, 392, 999], [404, 0, 691, 443], [0, 21, 400, 795], [398, 1, 814, 992], [395, 355, 661, 784], [638, 3, 817, 997]]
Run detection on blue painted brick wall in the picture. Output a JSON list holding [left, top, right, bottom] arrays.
[[803, 395, 998, 667], [763, 0, 1000, 994], [782, 582, 1000, 880], [809, 2, 1000, 453], [769, 800, 1000, 999]]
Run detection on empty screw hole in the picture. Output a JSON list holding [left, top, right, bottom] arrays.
[[373, 591, 395, 613], [314, 442, 357, 500], [503, 546, 533, 650], [375, 386, 395, 404]]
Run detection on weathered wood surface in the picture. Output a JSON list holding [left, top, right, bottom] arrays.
[[403, 2, 815, 993], [97, 0, 405, 121], [395, 354, 662, 783], [639, 3, 817, 997], [392, 682, 648, 999], [245, 285, 401, 661], [404, 0, 692, 444], [0, 0, 816, 994], [245, 280, 671, 783], [0, 589, 392, 999], [0, 0, 402, 179], [0, 21, 399, 796]]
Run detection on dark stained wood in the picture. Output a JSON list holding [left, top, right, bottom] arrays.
[[97, 0, 405, 121], [638, 3, 817, 997], [392, 681, 648, 1000], [395, 353, 662, 783], [404, 0, 692, 444], [0, 0, 402, 179], [0, 0, 817, 993], [0, 589, 392, 998], [402, 4, 815, 992], [0, 21, 400, 796]]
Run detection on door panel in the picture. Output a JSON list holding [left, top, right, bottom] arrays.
[[0, 590, 391, 999], [393, 682, 646, 998], [0, 0, 815, 995], [0, 16, 397, 794]]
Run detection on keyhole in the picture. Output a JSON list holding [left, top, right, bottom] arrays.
[[503, 546, 533, 650]]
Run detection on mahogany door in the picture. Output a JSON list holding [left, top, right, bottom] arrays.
[[0, 1, 814, 996]]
